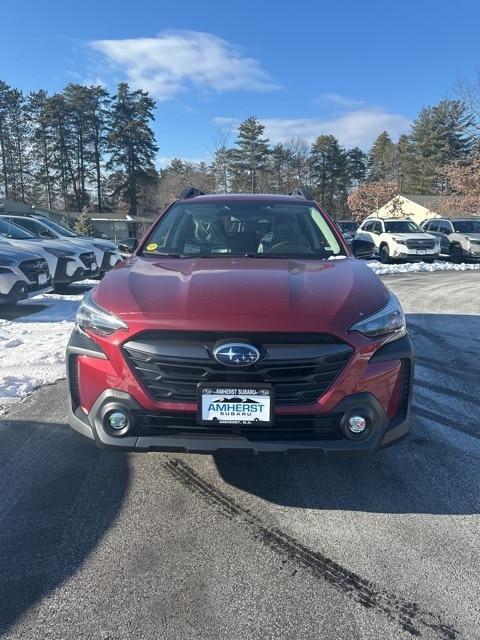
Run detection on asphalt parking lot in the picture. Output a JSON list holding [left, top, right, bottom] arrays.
[[0, 271, 479, 639]]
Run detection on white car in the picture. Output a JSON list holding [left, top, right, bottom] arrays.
[[0, 218, 98, 287], [3, 214, 122, 276], [355, 218, 440, 263], [0, 244, 53, 304]]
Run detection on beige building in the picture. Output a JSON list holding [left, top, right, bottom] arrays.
[[370, 194, 444, 225]]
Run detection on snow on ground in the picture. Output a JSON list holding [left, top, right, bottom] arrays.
[[0, 282, 95, 414], [366, 259, 480, 276]]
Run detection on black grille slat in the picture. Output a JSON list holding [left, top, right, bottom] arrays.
[[132, 410, 341, 440], [405, 239, 435, 250], [123, 331, 352, 406]]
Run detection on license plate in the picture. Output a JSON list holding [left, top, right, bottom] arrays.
[[90, 262, 97, 270], [198, 383, 274, 425], [38, 273, 48, 285], [417, 250, 426, 255]]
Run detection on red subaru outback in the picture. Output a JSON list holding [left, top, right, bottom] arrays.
[[67, 190, 414, 455]]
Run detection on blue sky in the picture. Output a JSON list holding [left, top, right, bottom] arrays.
[[2, 0, 479, 166]]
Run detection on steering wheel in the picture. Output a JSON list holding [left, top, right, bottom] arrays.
[[265, 240, 316, 254]]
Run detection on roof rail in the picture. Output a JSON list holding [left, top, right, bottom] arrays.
[[178, 187, 207, 200], [288, 187, 314, 200]]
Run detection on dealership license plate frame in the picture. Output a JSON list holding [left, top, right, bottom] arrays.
[[197, 382, 275, 426], [38, 273, 48, 285]]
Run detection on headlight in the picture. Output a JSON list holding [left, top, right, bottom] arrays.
[[395, 239, 407, 245], [349, 291, 406, 339], [76, 290, 128, 336], [45, 247, 76, 257]]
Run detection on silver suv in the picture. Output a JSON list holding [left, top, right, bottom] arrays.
[[2, 215, 122, 276], [0, 218, 98, 286], [421, 218, 480, 262], [0, 245, 53, 304]]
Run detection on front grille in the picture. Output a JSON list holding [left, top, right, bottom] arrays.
[[18, 258, 49, 289], [132, 410, 341, 440], [405, 239, 435, 250], [80, 252, 96, 268], [123, 331, 353, 406], [19, 258, 49, 280]]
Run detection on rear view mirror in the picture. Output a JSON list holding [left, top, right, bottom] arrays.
[[117, 237, 138, 255], [352, 238, 375, 259]]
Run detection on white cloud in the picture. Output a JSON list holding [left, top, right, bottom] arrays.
[[214, 109, 411, 149], [90, 30, 280, 100], [316, 93, 365, 108]]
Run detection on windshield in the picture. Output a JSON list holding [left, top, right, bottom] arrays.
[[39, 217, 79, 237], [141, 202, 344, 259], [0, 219, 37, 240], [384, 220, 423, 234], [452, 220, 480, 233], [338, 221, 357, 233]]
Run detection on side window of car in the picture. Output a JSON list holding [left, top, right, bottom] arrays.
[[426, 221, 436, 231], [373, 221, 382, 234], [362, 221, 371, 232], [439, 222, 451, 234]]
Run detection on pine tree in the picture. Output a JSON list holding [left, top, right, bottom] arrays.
[[407, 100, 473, 193], [28, 90, 55, 209], [368, 131, 396, 181], [231, 116, 270, 192], [310, 135, 348, 214], [106, 82, 158, 216], [346, 147, 367, 186], [74, 208, 96, 236]]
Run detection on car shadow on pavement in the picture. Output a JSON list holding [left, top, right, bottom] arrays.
[[213, 311, 480, 515], [0, 418, 130, 636]]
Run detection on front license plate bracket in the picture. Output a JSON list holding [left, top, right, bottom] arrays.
[[197, 383, 274, 426]]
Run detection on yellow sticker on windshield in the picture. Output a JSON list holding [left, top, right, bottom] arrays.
[[146, 243, 158, 251]]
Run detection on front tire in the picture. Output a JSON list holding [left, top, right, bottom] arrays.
[[380, 244, 391, 264], [450, 244, 463, 263]]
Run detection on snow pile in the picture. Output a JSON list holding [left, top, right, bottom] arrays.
[[366, 260, 480, 276], [0, 283, 93, 414]]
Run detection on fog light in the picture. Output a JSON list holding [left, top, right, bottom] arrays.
[[107, 411, 129, 431], [348, 416, 367, 434], [66, 261, 76, 277]]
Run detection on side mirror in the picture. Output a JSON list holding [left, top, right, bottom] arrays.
[[117, 237, 138, 255], [352, 238, 375, 259], [39, 230, 53, 238]]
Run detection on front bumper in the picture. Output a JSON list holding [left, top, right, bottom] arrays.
[[0, 278, 53, 304], [99, 251, 122, 275], [54, 258, 99, 284], [66, 332, 414, 456], [392, 247, 439, 261]]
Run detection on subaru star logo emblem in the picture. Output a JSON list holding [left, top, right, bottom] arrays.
[[213, 343, 260, 367]]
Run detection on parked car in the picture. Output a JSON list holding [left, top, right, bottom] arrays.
[[67, 189, 413, 456], [420, 218, 480, 262], [356, 218, 440, 263], [337, 220, 359, 235], [0, 244, 53, 304], [0, 218, 98, 287], [0, 214, 122, 276]]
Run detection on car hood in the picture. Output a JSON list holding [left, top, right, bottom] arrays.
[[454, 232, 480, 240], [93, 256, 389, 335], [390, 233, 436, 241], [0, 243, 44, 261], [79, 237, 117, 250]]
